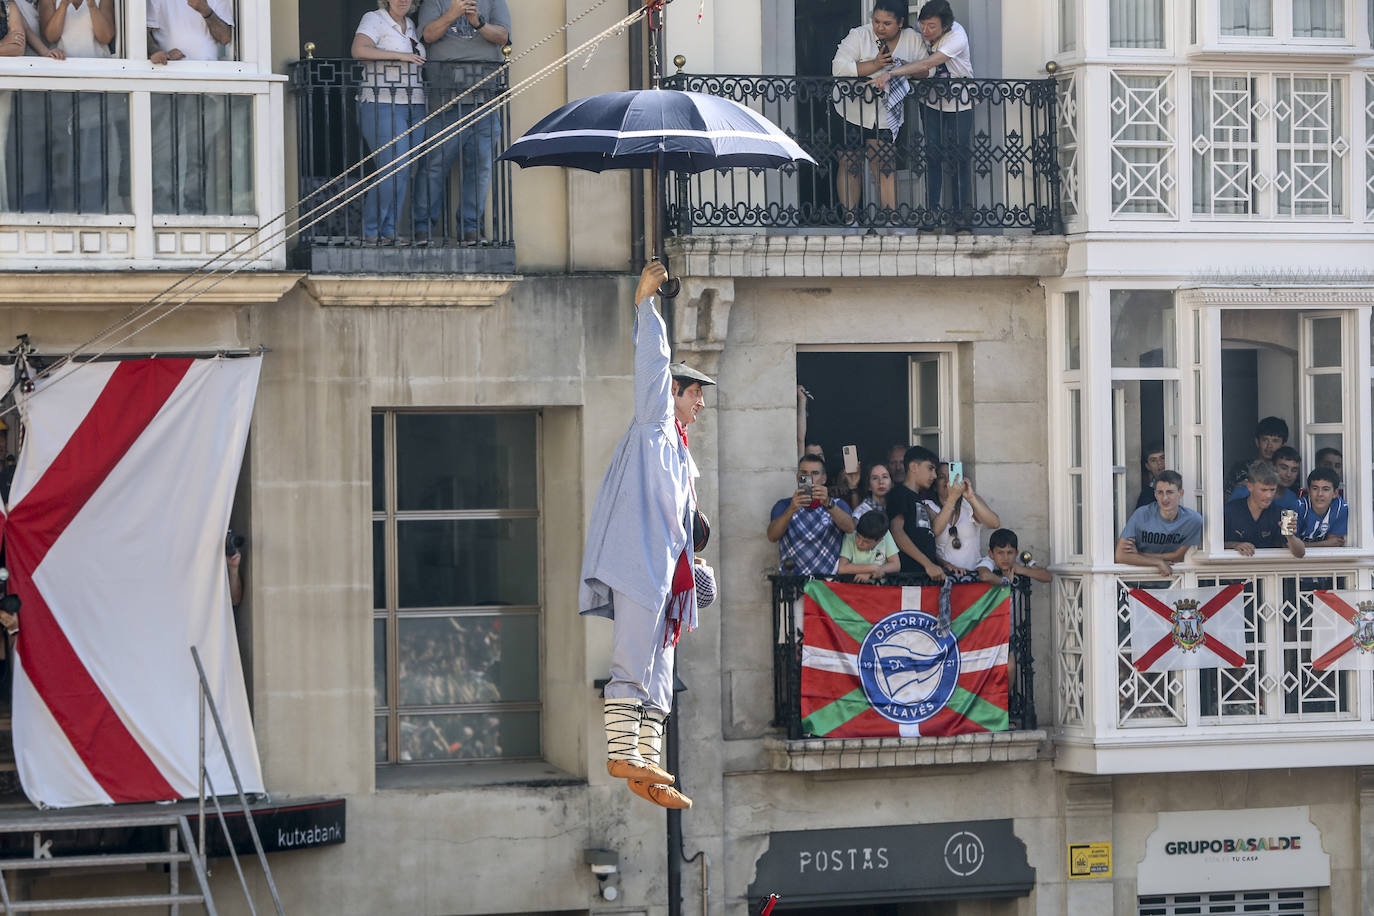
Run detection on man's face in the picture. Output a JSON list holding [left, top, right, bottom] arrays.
[[887, 447, 906, 482], [672, 380, 705, 427], [907, 459, 937, 491], [1318, 452, 1343, 476], [855, 533, 878, 552], [1275, 457, 1300, 490], [1307, 479, 1336, 515], [871, 8, 903, 41], [1249, 480, 1277, 509], [918, 16, 943, 42], [990, 544, 1017, 573], [1256, 434, 1284, 460], [799, 462, 827, 488], [1145, 451, 1166, 477], [1153, 481, 1180, 514]]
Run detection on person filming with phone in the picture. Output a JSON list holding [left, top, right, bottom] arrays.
[[768, 455, 856, 576]]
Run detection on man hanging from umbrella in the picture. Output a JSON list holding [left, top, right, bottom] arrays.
[[580, 260, 714, 810]]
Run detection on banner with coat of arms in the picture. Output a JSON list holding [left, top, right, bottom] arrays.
[[1311, 591, 1374, 672], [800, 580, 1010, 738], [1128, 584, 1246, 673]]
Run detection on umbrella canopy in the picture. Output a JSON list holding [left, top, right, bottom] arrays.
[[501, 89, 816, 173]]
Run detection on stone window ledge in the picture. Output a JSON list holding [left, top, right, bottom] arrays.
[[765, 729, 1051, 772]]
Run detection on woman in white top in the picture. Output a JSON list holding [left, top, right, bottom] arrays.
[[853, 462, 893, 520], [352, 0, 426, 245], [830, 0, 924, 225], [924, 462, 1000, 576], [38, 0, 113, 57]]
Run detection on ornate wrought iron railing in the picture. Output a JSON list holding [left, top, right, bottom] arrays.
[[770, 574, 1036, 741], [661, 73, 1062, 233], [288, 59, 513, 250]]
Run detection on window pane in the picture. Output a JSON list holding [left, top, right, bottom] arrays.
[[396, 413, 536, 511], [1069, 388, 1082, 467], [151, 94, 255, 215], [7, 91, 130, 214], [398, 614, 538, 706], [373, 519, 386, 609], [399, 711, 540, 761], [1220, 0, 1272, 35], [397, 518, 539, 608], [1313, 433, 1343, 470], [1310, 317, 1341, 367], [1071, 474, 1084, 555], [372, 413, 385, 513], [1109, 0, 1166, 48], [1312, 374, 1342, 423], [914, 359, 939, 428], [1111, 290, 1176, 367], [1060, 0, 1077, 51], [1113, 380, 1176, 534], [375, 716, 388, 764], [1293, 0, 1344, 37], [915, 433, 939, 454], [1064, 292, 1081, 371], [374, 617, 387, 707]]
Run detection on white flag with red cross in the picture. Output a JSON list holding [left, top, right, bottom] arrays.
[[1128, 584, 1247, 673], [2, 357, 264, 808], [1310, 591, 1374, 672]]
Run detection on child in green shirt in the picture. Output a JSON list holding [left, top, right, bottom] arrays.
[[837, 509, 902, 583]]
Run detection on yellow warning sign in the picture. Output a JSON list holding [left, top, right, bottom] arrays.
[[1068, 842, 1112, 879]]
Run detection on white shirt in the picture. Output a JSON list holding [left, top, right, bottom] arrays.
[[54, 0, 115, 59], [923, 21, 973, 112], [354, 9, 425, 105], [831, 24, 926, 130], [923, 497, 983, 570], [146, 0, 233, 62]]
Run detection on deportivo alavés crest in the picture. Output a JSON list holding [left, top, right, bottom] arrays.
[[858, 610, 961, 723]]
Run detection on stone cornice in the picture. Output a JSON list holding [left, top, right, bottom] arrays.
[[0, 271, 304, 306], [301, 274, 520, 308], [764, 729, 1050, 772], [1177, 286, 1374, 307], [664, 232, 1069, 280]]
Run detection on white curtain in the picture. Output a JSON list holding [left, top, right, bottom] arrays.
[[1220, 0, 1272, 35], [1110, 0, 1166, 48], [1060, 0, 1077, 51], [1292, 0, 1344, 37]]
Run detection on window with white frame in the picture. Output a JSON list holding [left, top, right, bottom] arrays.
[[1110, 0, 1167, 48], [1215, 0, 1349, 40], [1190, 71, 1348, 219], [1110, 71, 1177, 217], [1062, 292, 1087, 558], [372, 411, 543, 765], [1060, 0, 1078, 51], [909, 352, 956, 459]]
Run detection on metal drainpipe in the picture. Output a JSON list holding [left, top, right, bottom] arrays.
[[666, 663, 684, 916]]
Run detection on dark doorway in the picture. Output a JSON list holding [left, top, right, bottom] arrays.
[[796, 1, 861, 78], [298, 0, 376, 60], [796, 352, 910, 480], [1221, 349, 1259, 476]]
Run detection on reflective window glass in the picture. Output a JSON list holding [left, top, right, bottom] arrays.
[[396, 413, 537, 511]]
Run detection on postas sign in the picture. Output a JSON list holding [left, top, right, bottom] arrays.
[[1137, 807, 1329, 895]]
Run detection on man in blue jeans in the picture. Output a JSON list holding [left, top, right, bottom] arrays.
[[414, 0, 511, 246]]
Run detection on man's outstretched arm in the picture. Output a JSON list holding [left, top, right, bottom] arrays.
[[632, 262, 673, 425]]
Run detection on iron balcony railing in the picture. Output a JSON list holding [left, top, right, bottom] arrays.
[[770, 573, 1036, 741], [288, 58, 513, 252], [661, 73, 1062, 234]]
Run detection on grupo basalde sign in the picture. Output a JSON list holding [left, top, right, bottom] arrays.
[[1137, 807, 1329, 895], [747, 819, 1034, 909]]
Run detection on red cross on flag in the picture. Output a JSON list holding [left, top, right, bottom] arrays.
[[2, 357, 263, 809], [1311, 590, 1374, 672], [1128, 584, 1247, 673]]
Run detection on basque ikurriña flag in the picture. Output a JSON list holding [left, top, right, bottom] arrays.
[[800, 581, 1010, 738], [1128, 584, 1246, 673], [2, 357, 264, 809], [1310, 591, 1374, 672]]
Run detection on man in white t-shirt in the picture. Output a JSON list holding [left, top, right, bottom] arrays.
[[147, 0, 232, 62]]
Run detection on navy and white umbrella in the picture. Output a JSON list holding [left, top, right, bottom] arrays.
[[501, 89, 815, 173]]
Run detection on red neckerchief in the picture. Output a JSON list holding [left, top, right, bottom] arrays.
[[666, 418, 694, 646]]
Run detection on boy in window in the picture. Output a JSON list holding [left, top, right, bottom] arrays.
[[885, 445, 944, 582], [1224, 416, 1288, 497], [1223, 460, 1305, 558], [1115, 470, 1202, 577], [1229, 445, 1301, 512], [1297, 468, 1347, 547], [836, 509, 901, 583], [975, 528, 1052, 586]]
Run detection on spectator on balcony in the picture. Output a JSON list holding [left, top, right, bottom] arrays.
[[927, 463, 1000, 576], [1224, 415, 1288, 497], [831, 0, 924, 226], [1315, 446, 1342, 477], [1136, 442, 1165, 509], [768, 455, 856, 576], [146, 0, 230, 62], [1223, 460, 1305, 558], [40, 0, 114, 57], [870, 0, 973, 232], [352, 0, 427, 246], [13, 0, 61, 55], [1229, 445, 1301, 512], [853, 462, 893, 520], [886, 445, 944, 582], [1297, 468, 1347, 547], [1114, 470, 1202, 578], [975, 528, 1051, 586], [886, 443, 907, 486], [836, 509, 901, 584], [413, 0, 511, 247]]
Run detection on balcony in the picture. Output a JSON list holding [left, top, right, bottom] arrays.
[[288, 59, 514, 274], [767, 574, 1046, 772], [0, 62, 284, 270], [660, 72, 1063, 236], [1054, 554, 1374, 774]]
